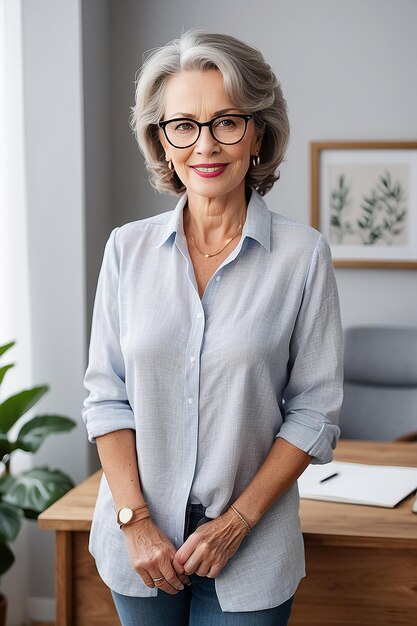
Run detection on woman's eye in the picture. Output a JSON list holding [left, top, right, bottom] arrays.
[[175, 122, 196, 132], [216, 117, 237, 128]]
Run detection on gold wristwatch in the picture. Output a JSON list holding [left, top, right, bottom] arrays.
[[116, 504, 150, 529]]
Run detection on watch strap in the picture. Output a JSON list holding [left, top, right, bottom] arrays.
[[117, 504, 150, 529]]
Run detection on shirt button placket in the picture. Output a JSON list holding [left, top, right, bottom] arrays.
[[182, 307, 205, 507]]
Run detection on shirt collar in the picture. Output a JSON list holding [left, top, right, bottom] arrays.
[[154, 188, 271, 252]]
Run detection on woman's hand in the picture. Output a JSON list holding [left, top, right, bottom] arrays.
[[122, 517, 191, 594], [174, 508, 249, 578]]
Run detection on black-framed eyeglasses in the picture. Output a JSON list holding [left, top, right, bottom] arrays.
[[158, 114, 253, 149]]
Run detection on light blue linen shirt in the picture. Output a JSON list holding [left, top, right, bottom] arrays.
[[82, 188, 343, 612]]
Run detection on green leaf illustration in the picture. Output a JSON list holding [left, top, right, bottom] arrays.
[[356, 171, 407, 245], [0, 342, 15, 358], [330, 174, 353, 243]]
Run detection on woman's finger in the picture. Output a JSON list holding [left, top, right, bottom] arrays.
[[160, 563, 186, 592], [148, 568, 182, 595], [136, 566, 155, 589], [175, 533, 199, 565], [206, 563, 222, 578], [183, 550, 205, 575], [172, 556, 191, 586], [195, 562, 211, 577]]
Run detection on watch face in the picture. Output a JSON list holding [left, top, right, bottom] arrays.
[[119, 507, 134, 525]]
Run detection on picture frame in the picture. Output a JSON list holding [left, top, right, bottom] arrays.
[[311, 141, 417, 268]]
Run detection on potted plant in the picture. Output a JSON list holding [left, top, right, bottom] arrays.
[[0, 340, 76, 624]]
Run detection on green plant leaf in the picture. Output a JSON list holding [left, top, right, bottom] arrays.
[[22, 508, 40, 520], [0, 473, 16, 495], [0, 385, 49, 433], [2, 466, 74, 514], [0, 433, 12, 460], [0, 342, 15, 358], [13, 415, 76, 453], [0, 541, 14, 576], [0, 502, 22, 542], [0, 363, 14, 387]]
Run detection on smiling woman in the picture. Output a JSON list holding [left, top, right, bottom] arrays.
[[157, 69, 261, 218], [131, 30, 289, 197], [82, 28, 343, 626]]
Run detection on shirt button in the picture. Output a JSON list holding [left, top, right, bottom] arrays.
[[216, 275, 221, 282], [190, 356, 196, 363], [197, 312, 203, 319], [188, 397, 193, 404]]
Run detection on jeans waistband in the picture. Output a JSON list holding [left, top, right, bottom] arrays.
[[186, 502, 206, 515]]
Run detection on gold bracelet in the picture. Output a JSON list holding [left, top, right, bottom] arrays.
[[230, 504, 251, 533]]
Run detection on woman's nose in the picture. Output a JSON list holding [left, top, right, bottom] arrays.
[[195, 126, 220, 155]]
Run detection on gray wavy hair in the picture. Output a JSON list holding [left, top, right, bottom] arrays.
[[130, 29, 289, 196]]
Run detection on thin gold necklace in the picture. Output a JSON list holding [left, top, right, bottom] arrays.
[[186, 212, 246, 258]]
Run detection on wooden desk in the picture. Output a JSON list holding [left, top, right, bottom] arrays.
[[39, 441, 417, 626]]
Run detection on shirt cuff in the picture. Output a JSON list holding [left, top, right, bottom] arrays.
[[82, 402, 136, 444], [276, 411, 340, 464]]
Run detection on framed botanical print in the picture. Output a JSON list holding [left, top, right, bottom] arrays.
[[311, 141, 417, 268]]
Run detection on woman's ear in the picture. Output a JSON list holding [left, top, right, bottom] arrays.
[[251, 129, 263, 156], [158, 128, 170, 157]]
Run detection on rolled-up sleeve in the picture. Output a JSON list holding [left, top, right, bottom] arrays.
[[277, 234, 343, 464], [81, 227, 135, 443]]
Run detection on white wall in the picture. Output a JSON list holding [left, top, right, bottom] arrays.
[[0, 2, 31, 622], [21, 0, 87, 487], [109, 0, 417, 327], [1, 1, 113, 621], [82, 0, 112, 341], [2, 1, 89, 623], [5, 0, 113, 620], [82, 0, 113, 475]]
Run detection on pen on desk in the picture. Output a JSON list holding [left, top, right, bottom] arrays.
[[320, 472, 339, 483]]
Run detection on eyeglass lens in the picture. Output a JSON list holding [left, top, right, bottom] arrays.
[[163, 115, 247, 147]]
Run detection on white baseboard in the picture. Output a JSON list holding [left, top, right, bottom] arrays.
[[27, 597, 56, 621]]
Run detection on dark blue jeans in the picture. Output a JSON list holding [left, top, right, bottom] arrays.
[[111, 503, 294, 626]]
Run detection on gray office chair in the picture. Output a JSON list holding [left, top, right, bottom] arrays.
[[339, 326, 417, 441]]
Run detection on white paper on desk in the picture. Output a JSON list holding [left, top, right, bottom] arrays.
[[298, 461, 417, 508]]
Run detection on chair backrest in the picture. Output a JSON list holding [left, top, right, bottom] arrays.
[[339, 326, 417, 440]]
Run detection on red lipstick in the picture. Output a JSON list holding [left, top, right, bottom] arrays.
[[190, 163, 228, 178]]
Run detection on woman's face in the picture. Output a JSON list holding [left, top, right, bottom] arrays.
[[159, 69, 261, 201]]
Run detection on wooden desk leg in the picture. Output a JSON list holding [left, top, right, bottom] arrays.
[[56, 531, 72, 626]]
